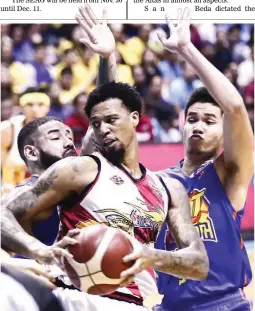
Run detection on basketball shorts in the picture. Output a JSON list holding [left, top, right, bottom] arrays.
[[153, 289, 252, 311], [53, 287, 151, 311]]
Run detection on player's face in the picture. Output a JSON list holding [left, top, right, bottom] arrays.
[[183, 102, 223, 158], [36, 121, 77, 169], [23, 101, 50, 121], [90, 99, 139, 162]]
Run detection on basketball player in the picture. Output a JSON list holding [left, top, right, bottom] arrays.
[[1, 88, 50, 193], [77, 6, 253, 310], [152, 8, 253, 311], [1, 80, 209, 311]]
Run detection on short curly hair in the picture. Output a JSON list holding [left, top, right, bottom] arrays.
[[85, 82, 142, 118]]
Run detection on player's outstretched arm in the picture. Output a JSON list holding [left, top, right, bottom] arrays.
[[158, 8, 253, 210], [76, 5, 118, 86], [121, 178, 209, 280], [1, 156, 98, 263], [76, 5, 118, 156]]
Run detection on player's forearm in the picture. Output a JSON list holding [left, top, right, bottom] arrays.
[[179, 42, 244, 113], [96, 52, 118, 87], [152, 243, 209, 280], [1, 208, 46, 258]]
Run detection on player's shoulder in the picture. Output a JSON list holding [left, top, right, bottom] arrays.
[[52, 155, 99, 175]]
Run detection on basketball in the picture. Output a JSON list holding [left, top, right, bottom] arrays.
[[64, 224, 135, 295]]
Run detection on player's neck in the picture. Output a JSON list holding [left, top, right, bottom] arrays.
[[182, 154, 214, 176], [122, 140, 141, 179], [27, 164, 45, 176]]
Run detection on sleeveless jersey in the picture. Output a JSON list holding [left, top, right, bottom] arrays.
[[59, 152, 169, 305], [156, 160, 252, 308], [16, 175, 60, 246], [2, 115, 29, 192]]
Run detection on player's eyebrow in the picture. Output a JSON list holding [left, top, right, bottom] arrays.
[[47, 129, 60, 135], [204, 113, 217, 118], [187, 111, 198, 117]]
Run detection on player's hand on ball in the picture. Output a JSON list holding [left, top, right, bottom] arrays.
[[119, 232, 156, 278], [121, 243, 156, 278], [75, 5, 115, 58], [35, 229, 80, 267], [157, 7, 192, 53]]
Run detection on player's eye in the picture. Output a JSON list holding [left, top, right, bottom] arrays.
[[187, 118, 196, 123], [51, 137, 60, 140], [206, 120, 215, 125], [108, 118, 117, 124], [92, 121, 100, 129]]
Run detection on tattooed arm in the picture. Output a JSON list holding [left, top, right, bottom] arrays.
[[121, 177, 209, 281], [1, 156, 98, 262], [152, 177, 208, 279]]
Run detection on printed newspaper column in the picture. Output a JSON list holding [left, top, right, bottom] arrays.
[[0, 0, 127, 22], [128, 0, 255, 22]]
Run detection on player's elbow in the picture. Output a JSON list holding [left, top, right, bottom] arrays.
[[194, 244, 209, 280], [224, 95, 245, 115]]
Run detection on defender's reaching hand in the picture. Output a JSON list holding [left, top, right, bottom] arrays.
[[76, 5, 115, 58], [158, 8, 192, 53]]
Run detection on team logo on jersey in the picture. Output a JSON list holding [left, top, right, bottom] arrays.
[[110, 175, 124, 185], [95, 198, 165, 236], [189, 188, 217, 242]]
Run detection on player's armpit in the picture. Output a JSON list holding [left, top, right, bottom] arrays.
[[153, 177, 209, 280]]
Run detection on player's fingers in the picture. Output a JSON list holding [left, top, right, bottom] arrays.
[[25, 270, 56, 289], [157, 31, 166, 45], [182, 7, 191, 23], [54, 247, 73, 258], [177, 8, 182, 24], [29, 265, 55, 281], [102, 7, 108, 25], [122, 251, 139, 263], [66, 228, 80, 237], [85, 4, 99, 25], [57, 236, 78, 248], [79, 6, 93, 28], [120, 261, 142, 278], [185, 8, 192, 25], [75, 15, 95, 42], [165, 13, 175, 32]]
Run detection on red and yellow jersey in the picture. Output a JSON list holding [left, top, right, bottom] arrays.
[[59, 152, 169, 305]]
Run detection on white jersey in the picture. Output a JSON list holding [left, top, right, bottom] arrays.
[[59, 152, 169, 305]]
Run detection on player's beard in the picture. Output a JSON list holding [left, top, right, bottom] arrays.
[[39, 149, 62, 170], [102, 142, 125, 166]]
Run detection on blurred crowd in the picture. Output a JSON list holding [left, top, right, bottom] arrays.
[[1, 23, 254, 146]]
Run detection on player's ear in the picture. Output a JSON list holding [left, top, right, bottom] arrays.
[[24, 145, 39, 162], [130, 111, 139, 128]]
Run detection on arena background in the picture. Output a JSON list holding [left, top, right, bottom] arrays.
[[1, 22, 254, 304]]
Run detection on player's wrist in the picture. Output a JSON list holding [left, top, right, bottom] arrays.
[[177, 41, 195, 57]]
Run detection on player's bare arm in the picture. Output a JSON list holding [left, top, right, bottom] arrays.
[[77, 5, 118, 156], [1, 156, 98, 263], [158, 8, 254, 211], [121, 178, 209, 280], [76, 5, 118, 85]]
